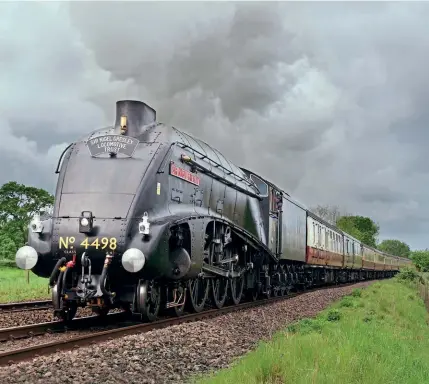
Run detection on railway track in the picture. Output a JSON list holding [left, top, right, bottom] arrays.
[[0, 300, 52, 313], [0, 311, 129, 342], [0, 281, 363, 366]]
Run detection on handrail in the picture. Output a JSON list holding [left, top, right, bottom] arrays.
[[176, 142, 256, 188], [55, 143, 74, 174], [178, 155, 262, 200]]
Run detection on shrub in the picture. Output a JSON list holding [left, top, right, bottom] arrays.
[[339, 296, 355, 308], [396, 267, 420, 283], [326, 309, 341, 322], [286, 318, 325, 334]]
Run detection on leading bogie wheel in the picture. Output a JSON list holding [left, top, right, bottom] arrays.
[[136, 280, 161, 322]]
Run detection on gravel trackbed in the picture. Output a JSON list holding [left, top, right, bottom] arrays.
[[0, 281, 373, 384]]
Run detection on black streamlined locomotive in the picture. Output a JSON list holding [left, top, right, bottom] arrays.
[[15, 100, 406, 322]]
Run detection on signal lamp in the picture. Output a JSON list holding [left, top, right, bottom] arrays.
[[30, 213, 44, 233], [79, 211, 93, 233], [120, 115, 127, 135], [138, 212, 150, 235]]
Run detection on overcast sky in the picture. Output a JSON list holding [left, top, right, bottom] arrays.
[[1, 1, 428, 249]]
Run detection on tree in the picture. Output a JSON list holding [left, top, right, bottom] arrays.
[[378, 239, 411, 258], [0, 181, 54, 249], [0, 233, 17, 260], [410, 250, 429, 272], [336, 215, 379, 247]]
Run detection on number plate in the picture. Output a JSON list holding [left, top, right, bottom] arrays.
[[58, 236, 117, 251]]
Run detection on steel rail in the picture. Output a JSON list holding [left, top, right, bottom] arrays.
[[0, 312, 129, 342], [0, 300, 52, 313], [0, 281, 364, 366]]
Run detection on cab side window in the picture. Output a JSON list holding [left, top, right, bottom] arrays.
[[250, 174, 268, 196]]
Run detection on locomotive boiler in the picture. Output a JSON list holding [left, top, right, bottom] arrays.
[[15, 99, 411, 322]]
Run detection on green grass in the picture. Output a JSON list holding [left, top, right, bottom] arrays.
[[0, 267, 49, 302], [195, 279, 429, 384]]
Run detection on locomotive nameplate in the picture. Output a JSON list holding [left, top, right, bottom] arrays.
[[59, 236, 117, 250], [170, 162, 200, 186], [87, 135, 139, 157]]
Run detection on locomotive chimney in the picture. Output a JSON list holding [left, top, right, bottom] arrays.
[[114, 100, 156, 138]]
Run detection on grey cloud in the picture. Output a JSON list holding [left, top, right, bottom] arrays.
[[2, 2, 429, 249]]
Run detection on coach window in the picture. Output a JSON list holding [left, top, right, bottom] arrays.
[[328, 230, 332, 251], [250, 174, 269, 197], [313, 223, 316, 246], [333, 233, 336, 253], [316, 224, 320, 247], [316, 224, 320, 248], [323, 228, 327, 249], [316, 224, 322, 247], [313, 224, 316, 246]]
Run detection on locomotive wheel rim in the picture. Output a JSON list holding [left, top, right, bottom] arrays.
[[146, 282, 161, 322], [229, 275, 244, 305], [137, 280, 161, 322], [52, 270, 65, 311], [211, 278, 228, 309], [51, 283, 61, 311], [187, 277, 209, 313]]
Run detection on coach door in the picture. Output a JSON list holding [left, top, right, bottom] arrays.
[[268, 187, 282, 256]]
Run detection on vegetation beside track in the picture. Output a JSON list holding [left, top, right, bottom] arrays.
[[195, 270, 429, 384], [0, 267, 49, 302]]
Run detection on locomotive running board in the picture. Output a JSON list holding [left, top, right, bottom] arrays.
[[202, 263, 243, 278]]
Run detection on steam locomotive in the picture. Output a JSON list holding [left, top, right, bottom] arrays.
[[15, 100, 412, 322]]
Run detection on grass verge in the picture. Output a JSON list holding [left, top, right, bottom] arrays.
[[195, 278, 429, 384], [0, 267, 49, 302]]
